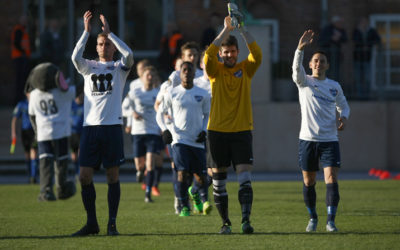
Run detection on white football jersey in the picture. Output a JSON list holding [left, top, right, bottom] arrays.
[[128, 78, 143, 91], [157, 85, 210, 148], [194, 75, 211, 95], [128, 87, 160, 135], [71, 31, 133, 126], [292, 49, 350, 142], [29, 86, 75, 141]]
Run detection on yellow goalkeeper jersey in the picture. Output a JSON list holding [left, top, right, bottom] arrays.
[[204, 42, 262, 132]]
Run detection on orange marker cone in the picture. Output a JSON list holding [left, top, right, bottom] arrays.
[[368, 168, 377, 176], [393, 174, 400, 180], [379, 171, 391, 180], [375, 169, 383, 177]]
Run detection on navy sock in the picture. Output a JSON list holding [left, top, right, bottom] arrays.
[[153, 166, 163, 187], [172, 169, 179, 197], [25, 159, 31, 177], [81, 182, 97, 226], [74, 161, 80, 175], [303, 183, 318, 219], [238, 172, 253, 223], [199, 180, 209, 203], [213, 172, 229, 225], [108, 181, 120, 225], [145, 170, 155, 197], [326, 183, 340, 222], [177, 180, 189, 208], [207, 174, 212, 187], [191, 179, 200, 194]]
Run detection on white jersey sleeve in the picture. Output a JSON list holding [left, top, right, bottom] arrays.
[[71, 31, 91, 75], [108, 32, 134, 69], [121, 95, 132, 117], [292, 49, 307, 87]]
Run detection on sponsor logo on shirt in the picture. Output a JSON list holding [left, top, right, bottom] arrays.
[[194, 95, 203, 102], [329, 88, 338, 97], [90, 73, 113, 96], [312, 94, 335, 103], [233, 69, 243, 78]]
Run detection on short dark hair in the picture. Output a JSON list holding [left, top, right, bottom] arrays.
[[97, 32, 109, 39], [142, 65, 157, 74], [137, 59, 151, 68], [180, 61, 194, 69], [221, 35, 238, 49], [312, 50, 328, 60], [181, 41, 200, 54]]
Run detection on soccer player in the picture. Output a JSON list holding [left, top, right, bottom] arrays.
[[292, 30, 350, 232], [11, 92, 38, 184], [28, 63, 76, 202], [204, 16, 262, 234], [156, 62, 211, 217], [168, 42, 203, 87], [190, 50, 214, 215], [127, 66, 161, 203], [71, 10, 134, 236], [128, 59, 151, 91]]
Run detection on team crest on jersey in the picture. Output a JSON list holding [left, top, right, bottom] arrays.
[[329, 88, 338, 97], [234, 69, 243, 78], [106, 65, 115, 70], [90, 73, 113, 95], [194, 95, 203, 102]]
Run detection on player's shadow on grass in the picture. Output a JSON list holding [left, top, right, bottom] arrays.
[[1, 231, 399, 240]]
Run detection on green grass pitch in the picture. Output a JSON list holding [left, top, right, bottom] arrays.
[[0, 180, 399, 249]]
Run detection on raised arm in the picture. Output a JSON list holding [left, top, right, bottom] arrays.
[[292, 30, 314, 86], [212, 16, 235, 47], [71, 11, 92, 74], [108, 33, 134, 68]]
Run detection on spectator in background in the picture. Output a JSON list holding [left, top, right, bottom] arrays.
[[353, 17, 381, 100], [319, 16, 348, 82], [158, 22, 184, 79], [11, 15, 31, 105], [201, 12, 221, 49], [40, 18, 65, 69]]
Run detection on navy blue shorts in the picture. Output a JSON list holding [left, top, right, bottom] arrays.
[[79, 125, 125, 169], [172, 143, 207, 175], [208, 130, 253, 168], [38, 137, 69, 160], [132, 134, 162, 157], [156, 135, 165, 152], [298, 140, 341, 171]]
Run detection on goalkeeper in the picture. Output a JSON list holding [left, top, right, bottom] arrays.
[[204, 10, 262, 234]]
